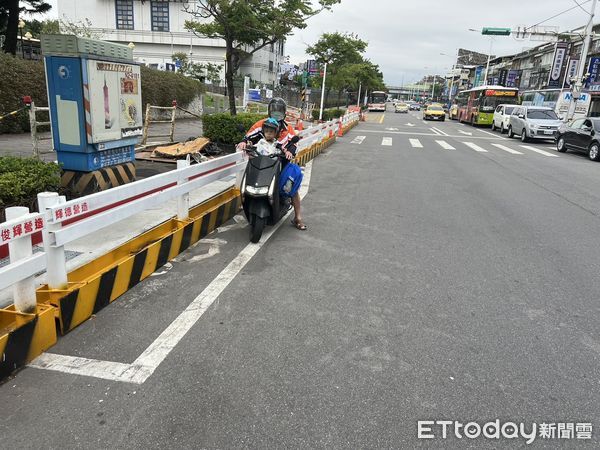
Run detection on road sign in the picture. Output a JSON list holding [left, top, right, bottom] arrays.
[[482, 27, 511, 36]]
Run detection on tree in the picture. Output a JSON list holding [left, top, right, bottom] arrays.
[[307, 32, 384, 106], [172, 52, 224, 84], [1, 0, 51, 55], [183, 0, 340, 115]]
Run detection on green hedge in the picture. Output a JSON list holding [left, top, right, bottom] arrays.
[[0, 157, 61, 219], [140, 66, 204, 109], [0, 54, 49, 134], [202, 112, 266, 145], [0, 54, 204, 134], [311, 108, 345, 121]]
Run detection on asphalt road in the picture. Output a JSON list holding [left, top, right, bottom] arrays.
[[2, 105, 600, 448]]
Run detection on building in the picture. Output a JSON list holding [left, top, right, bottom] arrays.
[[56, 0, 284, 85]]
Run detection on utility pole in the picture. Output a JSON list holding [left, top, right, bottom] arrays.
[[319, 62, 327, 121], [567, 0, 597, 121], [357, 82, 362, 107]]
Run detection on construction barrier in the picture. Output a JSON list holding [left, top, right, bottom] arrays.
[[0, 111, 360, 379]]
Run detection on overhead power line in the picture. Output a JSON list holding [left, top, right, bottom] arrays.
[[525, 0, 592, 31]]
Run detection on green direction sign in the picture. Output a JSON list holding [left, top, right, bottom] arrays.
[[482, 27, 511, 36]]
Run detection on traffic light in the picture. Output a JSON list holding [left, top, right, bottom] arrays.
[[481, 27, 511, 36]]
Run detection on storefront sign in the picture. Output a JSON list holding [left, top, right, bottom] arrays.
[[586, 57, 600, 87], [563, 58, 579, 88], [506, 70, 522, 88], [547, 42, 569, 88]]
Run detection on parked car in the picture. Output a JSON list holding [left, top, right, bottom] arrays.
[[491, 104, 517, 133], [409, 103, 421, 111], [507, 106, 562, 142], [449, 104, 459, 120], [556, 117, 600, 161], [423, 104, 445, 121], [395, 102, 409, 113]]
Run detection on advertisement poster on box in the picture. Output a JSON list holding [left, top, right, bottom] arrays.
[[87, 60, 143, 143]]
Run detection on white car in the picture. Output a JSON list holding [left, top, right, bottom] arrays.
[[491, 104, 517, 134]]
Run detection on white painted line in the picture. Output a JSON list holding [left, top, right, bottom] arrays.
[[435, 140, 455, 150], [29, 161, 316, 384], [477, 129, 501, 138], [381, 137, 393, 146], [430, 128, 441, 136], [409, 139, 423, 148], [406, 123, 415, 127], [463, 142, 488, 153], [351, 135, 366, 144], [519, 145, 560, 157], [422, 121, 428, 125], [458, 130, 473, 136], [491, 143, 523, 155], [431, 127, 449, 136]]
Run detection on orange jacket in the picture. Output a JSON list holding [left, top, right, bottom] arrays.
[[244, 119, 299, 155]]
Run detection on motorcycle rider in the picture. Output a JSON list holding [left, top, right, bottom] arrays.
[[237, 98, 307, 230]]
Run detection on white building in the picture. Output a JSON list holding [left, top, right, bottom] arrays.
[[56, 0, 284, 85]]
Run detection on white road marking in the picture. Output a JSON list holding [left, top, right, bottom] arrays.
[[520, 145, 560, 157], [435, 140, 455, 150], [491, 143, 523, 155], [463, 142, 488, 153], [385, 127, 399, 131], [431, 127, 449, 136], [381, 137, 393, 146], [458, 130, 473, 136], [409, 139, 423, 148], [477, 129, 502, 138], [351, 135, 366, 144], [406, 123, 415, 127], [28, 162, 316, 384], [422, 121, 428, 125], [430, 128, 441, 135]]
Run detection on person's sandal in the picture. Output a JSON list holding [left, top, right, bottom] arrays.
[[291, 219, 307, 230]]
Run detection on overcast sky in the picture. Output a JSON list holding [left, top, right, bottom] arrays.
[[43, 0, 595, 85]]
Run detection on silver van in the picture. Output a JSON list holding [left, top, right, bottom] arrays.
[[507, 106, 562, 142]]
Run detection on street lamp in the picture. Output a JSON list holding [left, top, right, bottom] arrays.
[[18, 19, 25, 59]]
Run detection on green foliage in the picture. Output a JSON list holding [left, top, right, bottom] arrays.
[[311, 108, 345, 121], [0, 157, 61, 214], [0, 53, 48, 134], [172, 52, 223, 84], [307, 32, 386, 94], [140, 65, 205, 109], [202, 112, 265, 144], [183, 0, 340, 114], [0, 57, 204, 134]]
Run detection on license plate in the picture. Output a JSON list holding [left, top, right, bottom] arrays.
[[544, 130, 554, 135]]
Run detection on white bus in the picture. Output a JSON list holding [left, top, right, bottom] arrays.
[[368, 91, 387, 112], [520, 89, 590, 120]]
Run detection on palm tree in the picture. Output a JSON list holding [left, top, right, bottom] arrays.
[[1, 0, 52, 55]]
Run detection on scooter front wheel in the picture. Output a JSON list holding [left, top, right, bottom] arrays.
[[250, 214, 265, 243]]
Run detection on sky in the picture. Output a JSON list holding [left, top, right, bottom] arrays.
[[41, 0, 595, 86]]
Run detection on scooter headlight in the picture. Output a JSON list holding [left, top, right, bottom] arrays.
[[246, 185, 269, 195]]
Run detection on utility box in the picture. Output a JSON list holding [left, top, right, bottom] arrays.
[[42, 35, 142, 173]]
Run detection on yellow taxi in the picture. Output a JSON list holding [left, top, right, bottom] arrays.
[[423, 103, 446, 121], [449, 104, 459, 120], [395, 102, 409, 113]]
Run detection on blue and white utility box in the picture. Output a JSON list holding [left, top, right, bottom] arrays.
[[41, 35, 143, 172]]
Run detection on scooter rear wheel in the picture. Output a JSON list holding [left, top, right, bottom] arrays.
[[250, 214, 265, 243]]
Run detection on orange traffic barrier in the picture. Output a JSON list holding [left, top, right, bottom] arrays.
[[337, 120, 343, 137], [295, 118, 304, 131]]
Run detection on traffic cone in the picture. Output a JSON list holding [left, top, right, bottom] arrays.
[[296, 117, 304, 131], [337, 120, 343, 137]]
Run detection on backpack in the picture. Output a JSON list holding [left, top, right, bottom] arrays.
[[279, 163, 303, 198]]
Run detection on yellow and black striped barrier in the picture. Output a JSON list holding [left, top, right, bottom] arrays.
[[0, 304, 57, 379], [37, 188, 241, 334], [61, 162, 136, 197]]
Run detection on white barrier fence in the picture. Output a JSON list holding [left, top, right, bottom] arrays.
[[0, 113, 359, 312]]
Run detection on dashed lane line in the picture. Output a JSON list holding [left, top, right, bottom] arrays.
[[409, 139, 423, 148], [381, 137, 393, 146], [351, 135, 366, 144], [435, 140, 456, 150], [463, 142, 489, 153], [520, 145, 560, 157], [491, 143, 523, 155]]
